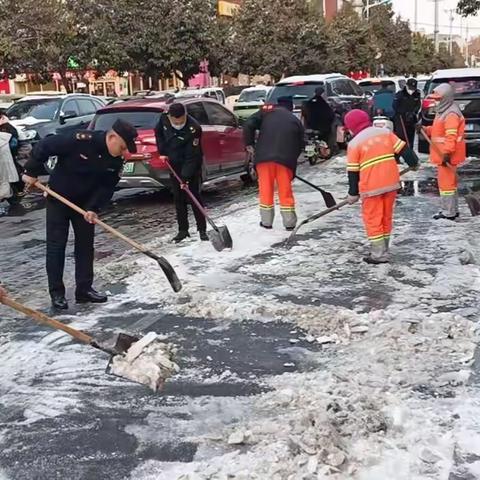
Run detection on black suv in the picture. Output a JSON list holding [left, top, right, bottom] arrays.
[[266, 74, 370, 118], [419, 69, 480, 155], [6, 94, 105, 160]]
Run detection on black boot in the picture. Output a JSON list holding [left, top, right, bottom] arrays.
[[51, 294, 69, 310], [363, 255, 389, 265], [199, 231, 209, 241], [433, 212, 457, 221], [259, 222, 273, 230], [75, 288, 107, 304], [172, 231, 190, 243]]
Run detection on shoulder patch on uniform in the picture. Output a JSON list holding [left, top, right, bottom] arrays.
[[190, 126, 196, 133], [193, 138, 200, 146], [76, 132, 93, 141]]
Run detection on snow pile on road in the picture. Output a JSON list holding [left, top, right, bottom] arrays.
[[103, 156, 480, 479]]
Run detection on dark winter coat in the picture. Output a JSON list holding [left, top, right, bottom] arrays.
[[301, 96, 335, 138], [373, 87, 395, 118], [24, 131, 123, 212], [155, 114, 203, 180], [393, 88, 422, 125], [243, 105, 305, 174]]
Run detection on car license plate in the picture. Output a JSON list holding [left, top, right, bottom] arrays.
[[466, 123, 475, 131], [123, 162, 135, 174]]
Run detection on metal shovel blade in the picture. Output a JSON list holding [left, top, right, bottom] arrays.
[[208, 225, 233, 252]]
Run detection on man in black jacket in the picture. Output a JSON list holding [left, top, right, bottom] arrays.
[[22, 119, 137, 310], [155, 102, 207, 243], [243, 97, 304, 230], [393, 78, 422, 147]]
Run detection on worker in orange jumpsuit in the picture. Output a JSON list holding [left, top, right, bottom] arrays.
[[243, 97, 304, 230], [422, 83, 465, 220], [344, 109, 419, 264]]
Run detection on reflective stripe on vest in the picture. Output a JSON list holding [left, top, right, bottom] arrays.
[[432, 136, 463, 143]]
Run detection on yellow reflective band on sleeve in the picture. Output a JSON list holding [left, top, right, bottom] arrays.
[[347, 163, 360, 171], [445, 129, 458, 135], [393, 139, 406, 153]]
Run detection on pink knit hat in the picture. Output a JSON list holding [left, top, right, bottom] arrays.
[[344, 109, 371, 136]]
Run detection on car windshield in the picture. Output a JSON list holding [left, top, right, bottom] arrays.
[[93, 110, 162, 131], [267, 82, 323, 106], [239, 90, 267, 102], [359, 81, 395, 94], [428, 77, 480, 95], [7, 99, 61, 121]]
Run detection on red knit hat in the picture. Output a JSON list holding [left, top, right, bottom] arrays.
[[344, 109, 371, 136]]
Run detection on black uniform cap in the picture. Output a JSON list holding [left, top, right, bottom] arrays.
[[168, 102, 187, 118], [112, 119, 138, 153], [407, 78, 418, 89]]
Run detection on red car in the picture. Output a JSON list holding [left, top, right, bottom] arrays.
[[89, 97, 255, 189]]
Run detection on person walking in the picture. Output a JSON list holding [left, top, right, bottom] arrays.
[[373, 81, 396, 119], [22, 119, 138, 310], [155, 102, 208, 243], [243, 97, 304, 230], [421, 83, 465, 220], [344, 109, 419, 264], [393, 78, 422, 147]]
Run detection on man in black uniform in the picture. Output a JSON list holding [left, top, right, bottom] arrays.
[[22, 119, 138, 310], [155, 102, 207, 243], [393, 78, 422, 147]]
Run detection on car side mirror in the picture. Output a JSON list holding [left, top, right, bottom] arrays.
[[364, 91, 373, 98], [60, 110, 78, 124]]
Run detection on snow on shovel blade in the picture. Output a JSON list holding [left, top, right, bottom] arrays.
[[104, 332, 180, 391], [208, 225, 233, 252]]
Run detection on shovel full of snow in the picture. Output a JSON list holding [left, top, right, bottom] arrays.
[[0, 288, 179, 391]]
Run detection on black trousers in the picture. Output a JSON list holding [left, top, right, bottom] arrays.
[[170, 175, 207, 233], [46, 198, 94, 297], [394, 116, 416, 148]]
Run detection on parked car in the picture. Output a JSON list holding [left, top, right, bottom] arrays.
[[176, 87, 226, 105], [419, 68, 480, 154], [267, 74, 371, 119], [0, 94, 23, 111], [89, 97, 254, 189], [357, 77, 407, 96], [233, 85, 272, 123], [6, 93, 105, 160]]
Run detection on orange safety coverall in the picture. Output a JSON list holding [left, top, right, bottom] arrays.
[[347, 127, 406, 260], [424, 112, 465, 217], [257, 162, 296, 228]]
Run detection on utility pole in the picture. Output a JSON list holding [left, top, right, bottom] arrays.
[[414, 0, 418, 32], [434, 0, 440, 52], [465, 21, 470, 66], [445, 9, 455, 55]]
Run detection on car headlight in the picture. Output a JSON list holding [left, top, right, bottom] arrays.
[[22, 129, 37, 141]]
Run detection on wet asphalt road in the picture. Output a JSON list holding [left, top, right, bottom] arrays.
[[0, 174, 327, 480], [1, 160, 480, 479]]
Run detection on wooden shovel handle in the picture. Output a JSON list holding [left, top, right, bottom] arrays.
[[35, 182, 148, 253], [0, 295, 92, 344]]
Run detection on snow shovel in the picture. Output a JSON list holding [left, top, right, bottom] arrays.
[[0, 288, 179, 391], [295, 175, 337, 208], [34, 182, 182, 292], [288, 167, 412, 242], [419, 128, 480, 216], [163, 157, 233, 252]]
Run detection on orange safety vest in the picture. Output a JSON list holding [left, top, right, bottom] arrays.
[[346, 127, 406, 197], [425, 112, 465, 166]]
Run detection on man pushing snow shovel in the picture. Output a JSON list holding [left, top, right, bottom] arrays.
[[344, 110, 419, 264]]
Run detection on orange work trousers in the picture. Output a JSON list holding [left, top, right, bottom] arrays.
[[362, 190, 397, 243], [257, 162, 296, 228]]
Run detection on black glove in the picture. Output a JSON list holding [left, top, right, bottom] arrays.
[[415, 123, 423, 134], [442, 154, 451, 166]]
